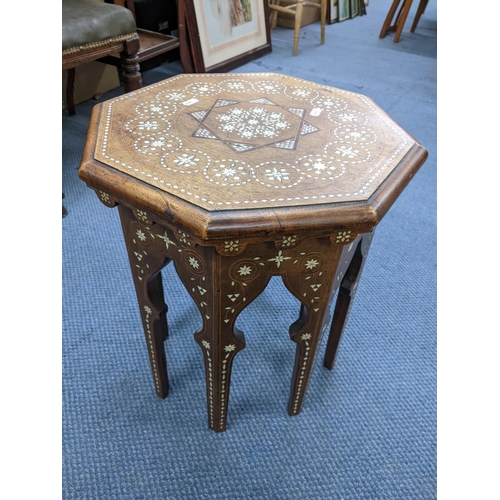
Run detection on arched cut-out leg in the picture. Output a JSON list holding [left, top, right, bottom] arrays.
[[173, 244, 271, 432], [281, 237, 344, 416], [118, 205, 171, 398], [324, 231, 374, 370]]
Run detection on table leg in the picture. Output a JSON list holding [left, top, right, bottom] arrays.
[[173, 245, 270, 432], [324, 231, 374, 369], [118, 205, 170, 398], [281, 237, 344, 416]]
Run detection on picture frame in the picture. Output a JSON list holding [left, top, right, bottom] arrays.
[[184, 0, 272, 73], [358, 0, 367, 16], [328, 0, 338, 24], [337, 0, 350, 22], [350, 0, 359, 18]]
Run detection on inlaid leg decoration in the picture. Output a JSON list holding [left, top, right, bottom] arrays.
[[118, 205, 171, 398], [173, 244, 270, 432], [324, 231, 374, 370], [281, 237, 343, 416]]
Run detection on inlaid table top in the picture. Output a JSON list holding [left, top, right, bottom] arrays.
[[80, 73, 427, 241]]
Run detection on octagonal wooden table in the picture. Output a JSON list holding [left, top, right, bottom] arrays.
[[79, 72, 427, 432]]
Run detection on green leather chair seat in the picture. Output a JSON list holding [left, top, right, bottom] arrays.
[[62, 0, 137, 53]]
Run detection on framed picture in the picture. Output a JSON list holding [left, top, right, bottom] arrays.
[[350, 0, 359, 18], [328, 0, 338, 24], [184, 0, 272, 73], [358, 0, 367, 16], [337, 0, 350, 22]]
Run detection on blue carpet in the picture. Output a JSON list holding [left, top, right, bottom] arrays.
[[62, 1, 436, 498]]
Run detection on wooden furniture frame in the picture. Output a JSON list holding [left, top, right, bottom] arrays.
[[100, 0, 184, 71], [379, 0, 429, 43], [63, 38, 141, 116], [269, 0, 326, 55], [63, 0, 187, 116], [79, 72, 427, 432], [97, 28, 184, 77], [327, 0, 338, 23]]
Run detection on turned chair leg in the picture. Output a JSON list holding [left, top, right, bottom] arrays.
[[320, 0, 326, 45], [119, 52, 142, 93], [293, 0, 304, 56]]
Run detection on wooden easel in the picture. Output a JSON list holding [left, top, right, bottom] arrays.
[[379, 0, 429, 43]]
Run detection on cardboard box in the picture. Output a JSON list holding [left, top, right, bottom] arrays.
[[277, 0, 321, 28], [62, 62, 120, 110]]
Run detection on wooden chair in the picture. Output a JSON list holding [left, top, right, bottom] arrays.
[[62, 0, 142, 116], [99, 0, 185, 77], [268, 0, 327, 56], [379, 0, 429, 43]]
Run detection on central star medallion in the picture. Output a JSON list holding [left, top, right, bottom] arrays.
[[189, 98, 320, 152]]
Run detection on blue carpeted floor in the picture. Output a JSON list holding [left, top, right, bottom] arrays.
[[62, 1, 436, 498]]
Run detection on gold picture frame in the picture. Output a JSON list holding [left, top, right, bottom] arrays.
[[328, 0, 339, 23]]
